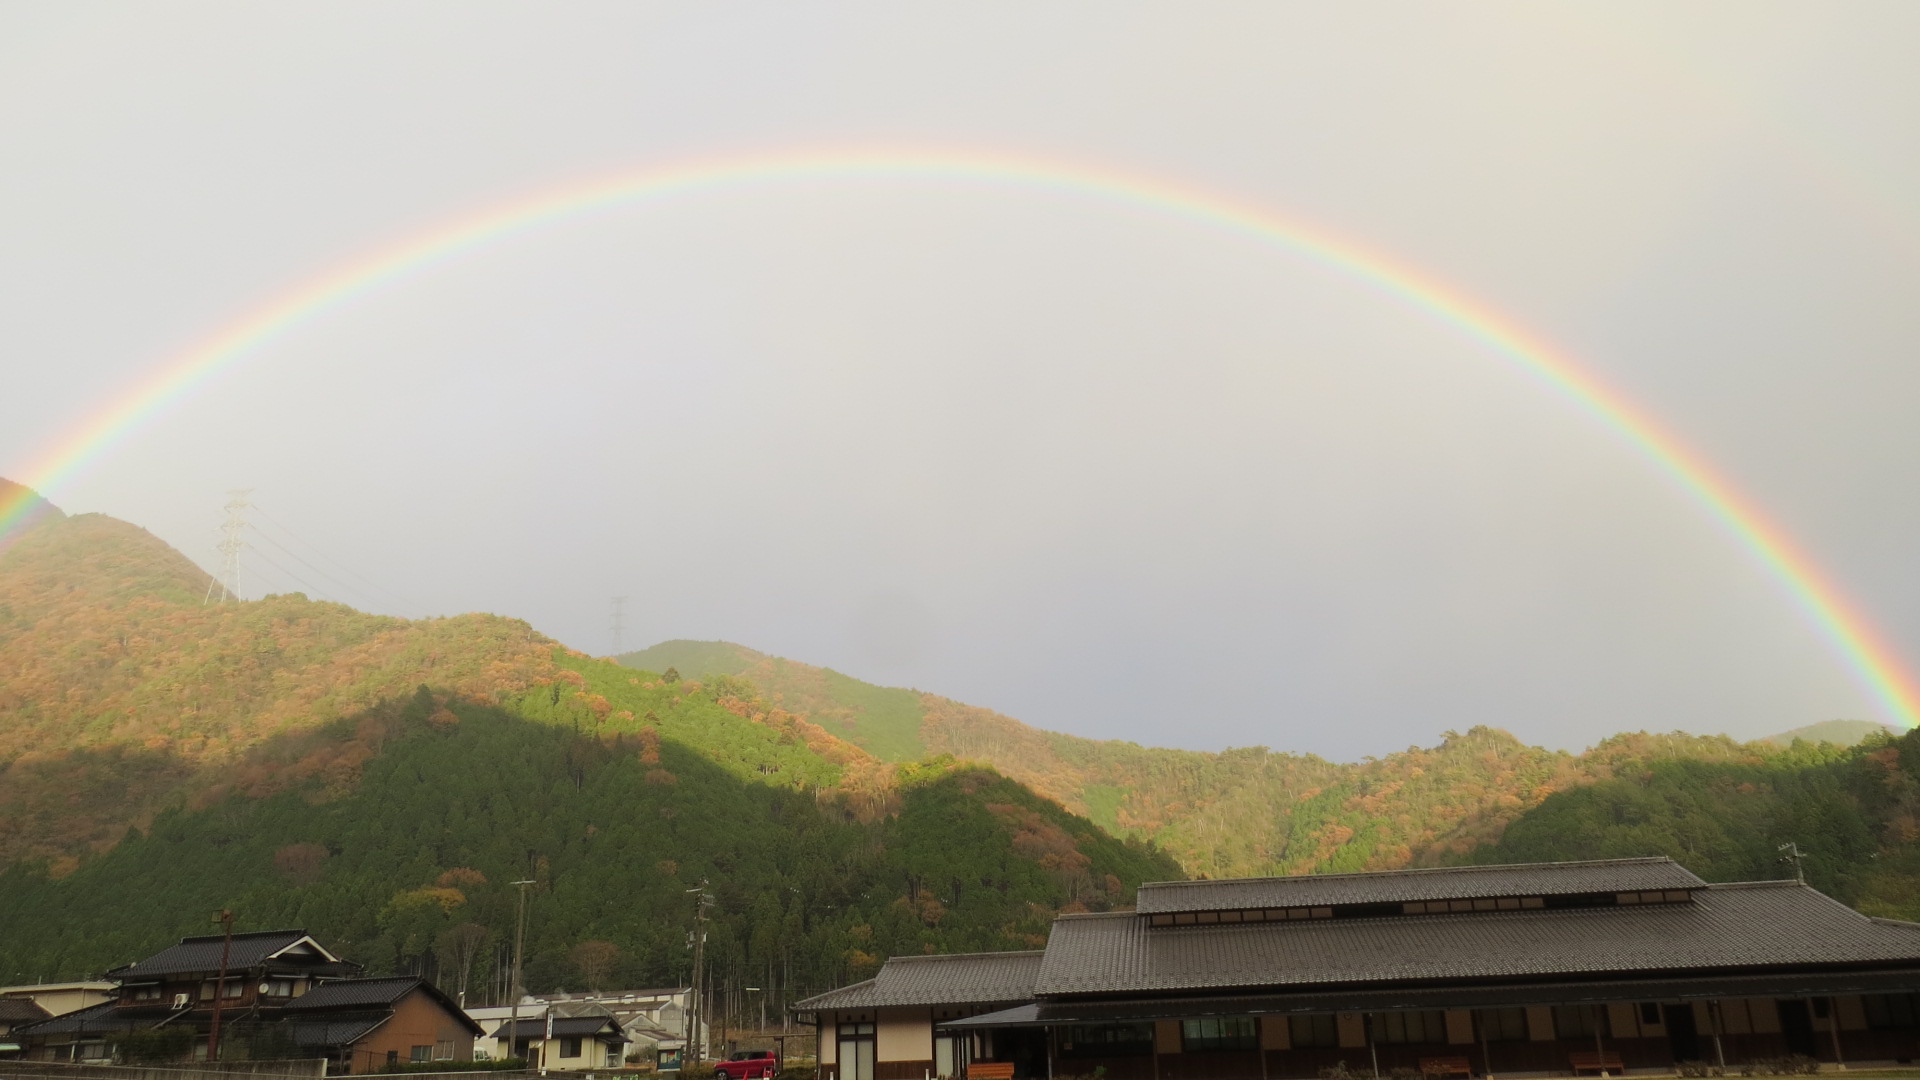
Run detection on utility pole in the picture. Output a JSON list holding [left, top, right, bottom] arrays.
[[686, 881, 712, 1065], [203, 491, 252, 604], [610, 596, 628, 656], [507, 879, 536, 1063], [1779, 842, 1809, 883], [206, 910, 234, 1061]]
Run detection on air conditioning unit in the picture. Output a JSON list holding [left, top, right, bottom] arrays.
[[173, 993, 191, 1009]]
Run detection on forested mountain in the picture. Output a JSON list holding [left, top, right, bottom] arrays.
[[7, 482, 1914, 1003], [1470, 730, 1920, 920], [0, 489, 1176, 999], [622, 641, 1912, 880]]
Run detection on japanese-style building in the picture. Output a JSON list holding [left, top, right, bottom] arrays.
[[10, 930, 481, 1070], [797, 859, 1920, 1079]]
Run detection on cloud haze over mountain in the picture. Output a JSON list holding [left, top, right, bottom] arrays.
[[3, 4, 1919, 758]]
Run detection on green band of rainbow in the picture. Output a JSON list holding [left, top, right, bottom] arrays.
[[4, 145, 1913, 727]]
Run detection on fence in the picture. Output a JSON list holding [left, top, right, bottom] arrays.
[[0, 1061, 328, 1080]]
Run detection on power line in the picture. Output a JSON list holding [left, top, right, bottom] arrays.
[[245, 544, 336, 601], [248, 501, 416, 610], [245, 524, 384, 609]]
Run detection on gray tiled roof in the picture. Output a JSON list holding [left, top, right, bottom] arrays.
[[0, 998, 50, 1024], [1135, 857, 1704, 914], [285, 1015, 389, 1049], [8, 1002, 141, 1037], [794, 951, 1043, 1012], [794, 979, 879, 1011], [107, 930, 356, 979], [494, 1016, 628, 1040], [284, 977, 418, 1011], [1037, 881, 1920, 996]]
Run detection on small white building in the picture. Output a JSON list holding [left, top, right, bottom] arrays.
[[467, 988, 701, 1070]]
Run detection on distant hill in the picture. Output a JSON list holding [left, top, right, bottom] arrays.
[[1763, 719, 1899, 747], [619, 641, 1875, 881], [0, 478, 64, 555], [0, 485, 1179, 990]]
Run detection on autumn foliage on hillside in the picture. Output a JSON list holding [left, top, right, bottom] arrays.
[[625, 640, 1861, 882], [0, 509, 559, 864]]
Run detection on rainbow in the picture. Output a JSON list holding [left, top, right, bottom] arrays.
[[3, 144, 1913, 728]]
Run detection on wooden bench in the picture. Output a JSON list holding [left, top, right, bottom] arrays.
[[1569, 1051, 1625, 1076], [966, 1064, 1016, 1080], [1420, 1056, 1474, 1079]]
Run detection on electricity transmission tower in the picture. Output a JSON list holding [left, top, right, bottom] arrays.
[[610, 595, 628, 656], [202, 490, 252, 605]]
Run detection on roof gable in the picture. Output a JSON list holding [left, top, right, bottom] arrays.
[[107, 930, 360, 979]]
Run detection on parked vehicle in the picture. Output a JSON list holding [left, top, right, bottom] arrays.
[[715, 1050, 779, 1079]]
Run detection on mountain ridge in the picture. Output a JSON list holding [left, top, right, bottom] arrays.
[[0, 483, 1178, 988], [620, 638, 1901, 878]]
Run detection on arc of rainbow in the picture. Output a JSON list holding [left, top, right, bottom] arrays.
[[2, 145, 1913, 728]]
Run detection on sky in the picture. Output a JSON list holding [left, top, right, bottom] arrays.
[[3, 3, 1919, 760]]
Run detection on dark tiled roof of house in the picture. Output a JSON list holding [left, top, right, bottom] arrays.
[[1134, 857, 1705, 914], [794, 951, 1044, 1012], [495, 1016, 628, 1040], [1037, 881, 1920, 996], [0, 998, 51, 1024], [107, 930, 358, 979], [285, 1015, 391, 1050], [287, 977, 483, 1035], [8, 1001, 142, 1037], [284, 977, 418, 1010], [794, 979, 878, 1011]]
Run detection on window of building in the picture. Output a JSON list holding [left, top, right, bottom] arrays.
[[1864, 995, 1917, 1030], [1290, 1014, 1339, 1048], [1481, 1009, 1528, 1042], [1639, 1003, 1662, 1027], [561, 1038, 583, 1059], [936, 1034, 971, 1078], [1060, 1024, 1154, 1058], [838, 1021, 875, 1080], [1552, 1006, 1601, 1039], [1371, 1012, 1447, 1044], [411, 1046, 431, 1063], [1182, 1017, 1257, 1053], [261, 979, 295, 998], [435, 1041, 455, 1061], [1811, 1000, 1831, 1020], [386, 1051, 400, 1065]]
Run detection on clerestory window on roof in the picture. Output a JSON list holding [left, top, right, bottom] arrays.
[[1402, 897, 1545, 914], [1149, 906, 1331, 927]]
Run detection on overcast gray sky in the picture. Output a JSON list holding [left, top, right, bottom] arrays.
[[4, 3, 1918, 759]]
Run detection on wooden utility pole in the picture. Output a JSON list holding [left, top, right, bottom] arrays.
[[687, 882, 712, 1065], [507, 880, 535, 1062], [206, 910, 234, 1061]]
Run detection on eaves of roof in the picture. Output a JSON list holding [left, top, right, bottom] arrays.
[[940, 967, 1920, 1028]]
